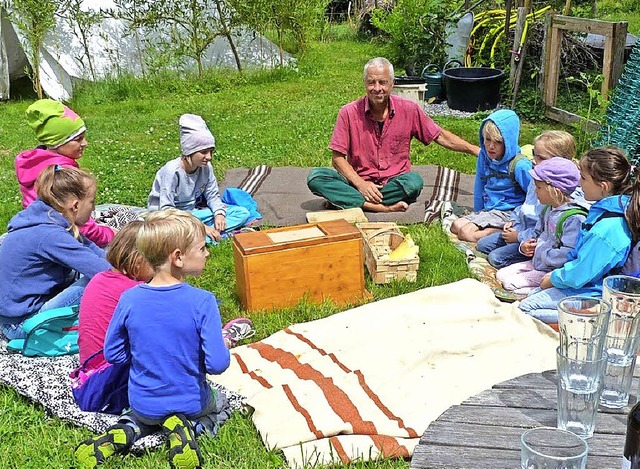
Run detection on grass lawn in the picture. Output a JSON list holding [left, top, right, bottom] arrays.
[[0, 25, 574, 468]]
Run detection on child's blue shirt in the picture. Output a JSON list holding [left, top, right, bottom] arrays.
[[473, 109, 532, 212], [550, 195, 632, 295], [105, 282, 230, 420]]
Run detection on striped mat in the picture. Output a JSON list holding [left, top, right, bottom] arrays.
[[213, 279, 558, 468], [220, 165, 475, 226]]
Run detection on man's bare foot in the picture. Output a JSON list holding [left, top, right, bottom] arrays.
[[362, 201, 409, 213]]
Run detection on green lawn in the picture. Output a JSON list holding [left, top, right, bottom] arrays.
[[0, 25, 575, 469]]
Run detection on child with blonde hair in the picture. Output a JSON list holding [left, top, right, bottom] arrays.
[[78, 221, 153, 366], [75, 209, 250, 469], [477, 130, 579, 268], [451, 109, 532, 242], [148, 114, 250, 242], [496, 158, 588, 295], [15, 99, 115, 247], [0, 165, 110, 340], [519, 146, 640, 323]]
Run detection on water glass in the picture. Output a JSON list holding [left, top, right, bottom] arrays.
[[557, 296, 611, 361], [521, 427, 588, 469], [556, 347, 607, 438], [600, 275, 640, 408]]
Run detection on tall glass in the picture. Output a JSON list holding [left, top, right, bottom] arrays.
[[600, 275, 640, 408], [556, 347, 607, 438]]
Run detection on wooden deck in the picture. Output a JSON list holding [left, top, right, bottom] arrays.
[[411, 370, 639, 468]]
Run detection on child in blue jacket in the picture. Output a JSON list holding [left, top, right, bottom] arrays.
[[519, 146, 640, 323], [75, 209, 232, 469], [451, 109, 532, 242], [0, 166, 110, 340]]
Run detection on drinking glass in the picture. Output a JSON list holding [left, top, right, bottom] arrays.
[[600, 275, 640, 408], [556, 347, 607, 438], [521, 427, 588, 469], [557, 296, 611, 361]]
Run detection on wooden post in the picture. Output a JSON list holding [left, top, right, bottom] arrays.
[[539, 11, 553, 95], [543, 18, 562, 107], [601, 21, 627, 98], [509, 8, 527, 93]]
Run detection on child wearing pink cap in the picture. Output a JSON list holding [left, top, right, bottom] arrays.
[[15, 99, 115, 247], [496, 157, 589, 295]]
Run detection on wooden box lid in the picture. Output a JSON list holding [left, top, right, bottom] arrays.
[[233, 219, 362, 255]]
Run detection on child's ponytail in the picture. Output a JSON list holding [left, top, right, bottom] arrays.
[[627, 165, 640, 241], [36, 165, 96, 239]]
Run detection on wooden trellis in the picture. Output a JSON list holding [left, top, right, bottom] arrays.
[[541, 15, 627, 130]]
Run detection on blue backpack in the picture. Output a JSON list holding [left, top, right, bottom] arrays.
[[6, 306, 79, 357]]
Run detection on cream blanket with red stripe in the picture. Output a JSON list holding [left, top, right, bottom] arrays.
[[214, 279, 558, 467]]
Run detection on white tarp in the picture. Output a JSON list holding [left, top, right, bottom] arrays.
[[0, 0, 294, 100]]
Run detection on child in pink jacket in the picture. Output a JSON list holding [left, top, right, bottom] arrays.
[[15, 99, 115, 247]]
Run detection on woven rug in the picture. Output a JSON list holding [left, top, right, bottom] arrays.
[[0, 338, 244, 453], [220, 165, 475, 226]]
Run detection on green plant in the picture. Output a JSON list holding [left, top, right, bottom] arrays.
[[565, 71, 608, 153], [370, 0, 461, 75], [6, 0, 60, 98], [59, 0, 104, 80]]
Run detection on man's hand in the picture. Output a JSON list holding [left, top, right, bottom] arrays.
[[540, 272, 553, 290], [205, 224, 221, 241], [214, 214, 226, 232], [520, 238, 537, 257], [357, 180, 384, 204]]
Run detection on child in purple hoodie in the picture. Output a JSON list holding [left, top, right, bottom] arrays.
[[15, 99, 115, 247]]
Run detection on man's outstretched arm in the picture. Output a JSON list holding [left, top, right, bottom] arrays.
[[435, 128, 480, 156]]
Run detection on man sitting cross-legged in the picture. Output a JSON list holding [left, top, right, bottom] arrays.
[[307, 57, 479, 213]]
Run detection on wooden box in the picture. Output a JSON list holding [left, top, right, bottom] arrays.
[[232, 219, 368, 312], [356, 222, 420, 284]]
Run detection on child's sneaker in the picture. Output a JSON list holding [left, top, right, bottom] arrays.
[[222, 317, 255, 347], [162, 413, 203, 469], [75, 424, 135, 468]]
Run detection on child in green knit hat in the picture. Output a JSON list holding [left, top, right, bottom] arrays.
[[15, 99, 115, 247]]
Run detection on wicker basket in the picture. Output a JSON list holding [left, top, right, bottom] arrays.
[[356, 222, 419, 284]]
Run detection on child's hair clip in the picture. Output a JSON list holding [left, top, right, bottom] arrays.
[[54, 164, 62, 172]]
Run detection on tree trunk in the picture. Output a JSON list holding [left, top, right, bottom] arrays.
[[214, 0, 242, 72], [79, 28, 96, 80]]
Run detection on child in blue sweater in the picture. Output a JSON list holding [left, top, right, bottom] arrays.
[[451, 109, 532, 242], [0, 165, 110, 340], [75, 209, 233, 469], [519, 146, 640, 323]]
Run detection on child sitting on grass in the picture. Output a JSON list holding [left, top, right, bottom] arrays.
[[519, 146, 640, 323], [496, 158, 588, 295], [450, 109, 532, 242], [15, 99, 115, 247], [0, 166, 110, 341], [75, 209, 244, 469], [148, 113, 250, 242], [476, 130, 578, 268]]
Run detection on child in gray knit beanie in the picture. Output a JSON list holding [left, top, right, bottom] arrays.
[[147, 114, 249, 242]]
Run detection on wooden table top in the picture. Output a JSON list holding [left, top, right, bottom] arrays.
[[411, 369, 640, 468]]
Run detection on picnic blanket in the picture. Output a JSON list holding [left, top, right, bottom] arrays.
[[0, 338, 244, 452], [214, 279, 558, 468], [220, 165, 475, 226]]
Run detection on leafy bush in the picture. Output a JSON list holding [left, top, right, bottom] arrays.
[[370, 0, 462, 75]]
